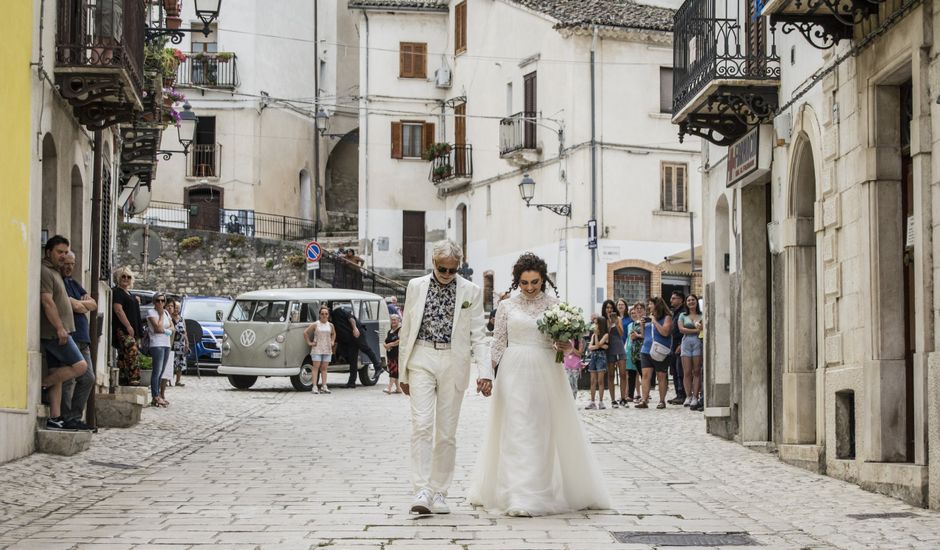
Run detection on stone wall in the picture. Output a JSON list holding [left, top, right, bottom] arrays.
[[116, 223, 307, 296]]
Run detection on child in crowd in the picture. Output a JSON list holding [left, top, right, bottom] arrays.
[[586, 317, 609, 410]]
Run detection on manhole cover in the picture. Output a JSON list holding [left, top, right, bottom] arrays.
[[611, 532, 758, 546], [847, 512, 918, 520], [88, 461, 139, 470]]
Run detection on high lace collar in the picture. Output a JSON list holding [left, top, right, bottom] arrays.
[[519, 290, 545, 301]]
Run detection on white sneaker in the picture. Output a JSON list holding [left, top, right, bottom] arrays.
[[410, 489, 432, 514], [430, 492, 450, 514], [311, 386, 319, 394], [507, 507, 531, 517], [689, 397, 699, 408], [683, 396, 692, 407]]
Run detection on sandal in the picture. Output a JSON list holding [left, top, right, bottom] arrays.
[[657, 402, 666, 409], [176, 382, 185, 387], [383, 388, 391, 394], [635, 401, 649, 409]]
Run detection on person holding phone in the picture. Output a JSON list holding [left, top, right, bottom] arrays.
[[601, 300, 627, 408], [637, 296, 673, 409]]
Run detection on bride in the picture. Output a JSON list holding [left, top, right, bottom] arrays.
[[468, 253, 610, 517]]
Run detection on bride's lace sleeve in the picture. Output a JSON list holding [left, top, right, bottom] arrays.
[[490, 300, 511, 365]]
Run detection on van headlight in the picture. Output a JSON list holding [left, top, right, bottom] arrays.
[[265, 342, 281, 358], [221, 338, 231, 356], [275, 334, 285, 343]]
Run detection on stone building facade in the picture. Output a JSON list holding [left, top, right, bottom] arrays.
[[674, 0, 940, 508]]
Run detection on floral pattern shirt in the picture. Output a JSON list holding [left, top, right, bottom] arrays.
[[416, 277, 457, 344]]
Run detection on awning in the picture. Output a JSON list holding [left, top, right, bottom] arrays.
[[659, 245, 702, 275]]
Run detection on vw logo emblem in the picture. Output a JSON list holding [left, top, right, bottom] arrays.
[[239, 329, 257, 347]]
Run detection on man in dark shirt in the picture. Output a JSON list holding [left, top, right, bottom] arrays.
[[331, 305, 382, 388], [59, 251, 98, 431], [668, 290, 687, 405]]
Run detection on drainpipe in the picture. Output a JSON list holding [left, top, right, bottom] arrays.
[[590, 26, 598, 314], [313, 0, 321, 243], [87, 130, 103, 422], [361, 10, 370, 260]]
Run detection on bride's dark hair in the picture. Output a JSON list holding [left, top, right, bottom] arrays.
[[508, 252, 559, 297]]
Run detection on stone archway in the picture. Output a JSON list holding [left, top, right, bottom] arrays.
[[782, 134, 819, 445], [711, 194, 732, 408], [299, 169, 313, 221], [70, 165, 84, 277], [325, 128, 359, 231], [41, 134, 58, 240]]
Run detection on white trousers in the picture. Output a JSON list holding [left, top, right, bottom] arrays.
[[409, 346, 465, 496]]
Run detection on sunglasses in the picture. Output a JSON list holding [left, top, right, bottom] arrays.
[[436, 266, 459, 275], [154, 298, 166, 303], [120, 275, 132, 280]]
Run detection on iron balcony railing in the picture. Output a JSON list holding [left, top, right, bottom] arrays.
[[125, 200, 320, 241], [187, 144, 222, 178], [672, 0, 780, 116], [55, 0, 146, 97], [175, 52, 240, 89], [430, 144, 473, 183], [499, 111, 538, 155]]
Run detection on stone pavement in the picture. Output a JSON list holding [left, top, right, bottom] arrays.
[[2, 375, 940, 549]]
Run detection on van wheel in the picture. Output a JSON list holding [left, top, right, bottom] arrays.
[[228, 375, 257, 390], [358, 363, 378, 386], [291, 360, 315, 391]]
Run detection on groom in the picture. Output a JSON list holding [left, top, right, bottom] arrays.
[[399, 239, 493, 515]]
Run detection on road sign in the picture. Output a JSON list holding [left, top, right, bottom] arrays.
[[587, 219, 598, 250], [306, 261, 320, 271], [305, 241, 322, 263]]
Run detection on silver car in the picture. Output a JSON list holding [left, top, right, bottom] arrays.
[[219, 288, 390, 390]]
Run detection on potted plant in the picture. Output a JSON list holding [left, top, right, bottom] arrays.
[[137, 354, 153, 387], [432, 165, 452, 181], [215, 51, 235, 62], [422, 142, 452, 161], [164, 0, 180, 16]]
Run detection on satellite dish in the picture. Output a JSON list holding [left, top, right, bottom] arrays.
[[128, 184, 152, 216]]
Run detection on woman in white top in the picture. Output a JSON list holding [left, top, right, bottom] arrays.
[[146, 293, 173, 407], [304, 305, 336, 394]]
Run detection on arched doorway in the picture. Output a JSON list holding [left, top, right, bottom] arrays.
[[186, 184, 223, 231], [41, 134, 58, 241], [70, 166, 84, 277], [711, 194, 732, 409], [299, 169, 313, 221], [783, 136, 819, 445], [325, 129, 359, 230]]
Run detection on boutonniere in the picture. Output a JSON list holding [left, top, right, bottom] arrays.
[[461, 300, 472, 309]]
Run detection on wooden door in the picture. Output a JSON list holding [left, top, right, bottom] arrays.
[[523, 72, 537, 148], [901, 80, 915, 460], [402, 211, 425, 270], [187, 187, 222, 231], [454, 103, 467, 175]]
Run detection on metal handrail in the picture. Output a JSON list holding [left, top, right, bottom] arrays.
[[499, 111, 538, 155], [174, 52, 239, 88], [430, 144, 473, 183]]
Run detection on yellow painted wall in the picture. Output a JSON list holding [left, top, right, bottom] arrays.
[[0, 1, 33, 409]]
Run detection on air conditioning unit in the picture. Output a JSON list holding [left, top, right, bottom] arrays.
[[435, 67, 452, 88]]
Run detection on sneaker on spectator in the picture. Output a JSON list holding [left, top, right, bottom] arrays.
[[45, 417, 69, 431], [683, 396, 692, 407], [63, 419, 98, 433]]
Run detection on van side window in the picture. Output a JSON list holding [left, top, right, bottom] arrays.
[[288, 302, 302, 323], [229, 300, 255, 322], [360, 300, 379, 321]]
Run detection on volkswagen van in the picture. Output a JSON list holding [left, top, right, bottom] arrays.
[[218, 288, 390, 390]]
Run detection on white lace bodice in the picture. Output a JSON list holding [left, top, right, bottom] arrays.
[[491, 292, 559, 364]]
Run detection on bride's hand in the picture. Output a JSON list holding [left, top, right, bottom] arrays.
[[553, 341, 573, 353]]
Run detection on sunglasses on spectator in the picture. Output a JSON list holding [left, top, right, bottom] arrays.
[[120, 275, 132, 280], [154, 298, 166, 303], [436, 266, 459, 275]]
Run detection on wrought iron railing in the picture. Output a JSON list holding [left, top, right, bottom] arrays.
[[313, 252, 407, 302], [125, 200, 320, 241], [187, 144, 222, 178], [672, 0, 780, 115], [499, 111, 538, 155], [55, 0, 146, 96], [430, 144, 473, 183], [174, 52, 239, 88]]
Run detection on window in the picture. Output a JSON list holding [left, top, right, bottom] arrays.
[[661, 162, 688, 212], [390, 121, 435, 159], [506, 82, 513, 116], [229, 300, 255, 322], [455, 1, 467, 54], [659, 67, 673, 114], [399, 42, 427, 78], [252, 301, 288, 322]]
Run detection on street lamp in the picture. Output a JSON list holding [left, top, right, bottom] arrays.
[[315, 108, 330, 135], [147, 0, 224, 44], [158, 102, 199, 159], [518, 173, 571, 218]]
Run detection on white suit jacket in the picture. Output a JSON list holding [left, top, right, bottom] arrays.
[[398, 273, 494, 391]]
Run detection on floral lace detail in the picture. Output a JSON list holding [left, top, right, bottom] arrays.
[[490, 292, 559, 365]]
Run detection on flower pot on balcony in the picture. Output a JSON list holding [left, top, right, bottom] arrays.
[[165, 15, 182, 29], [164, 0, 180, 16], [163, 76, 175, 88]]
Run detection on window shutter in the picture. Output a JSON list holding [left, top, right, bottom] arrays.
[[677, 165, 686, 211], [455, 2, 467, 53], [662, 165, 673, 210], [400, 43, 411, 77], [416, 43, 427, 78], [391, 122, 403, 159], [423, 122, 436, 152]]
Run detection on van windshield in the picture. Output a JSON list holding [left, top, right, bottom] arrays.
[[252, 301, 289, 322], [229, 300, 254, 322]]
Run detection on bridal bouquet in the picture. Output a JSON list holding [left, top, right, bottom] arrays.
[[536, 302, 590, 363]]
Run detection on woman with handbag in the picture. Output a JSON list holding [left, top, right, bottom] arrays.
[[636, 296, 673, 409]]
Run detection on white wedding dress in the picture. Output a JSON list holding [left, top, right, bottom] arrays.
[[468, 292, 611, 516]]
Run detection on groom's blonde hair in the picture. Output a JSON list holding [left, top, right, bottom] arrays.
[[431, 239, 463, 264]]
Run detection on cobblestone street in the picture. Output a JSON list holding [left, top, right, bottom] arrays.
[[2, 375, 940, 549]]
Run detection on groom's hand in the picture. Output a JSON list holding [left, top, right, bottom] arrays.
[[477, 378, 492, 397], [400, 383, 410, 396]]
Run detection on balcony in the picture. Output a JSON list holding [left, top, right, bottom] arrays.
[[761, 0, 894, 49], [54, 0, 146, 129], [187, 144, 222, 178], [499, 111, 540, 166], [429, 144, 473, 190], [672, 0, 780, 146], [174, 52, 240, 89]]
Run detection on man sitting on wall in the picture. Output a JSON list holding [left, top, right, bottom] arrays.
[[39, 236, 88, 430], [58, 250, 98, 432]]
